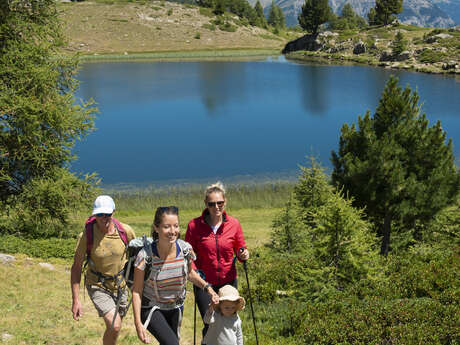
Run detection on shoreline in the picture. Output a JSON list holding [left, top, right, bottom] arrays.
[[77, 48, 460, 78], [78, 48, 283, 62], [285, 51, 460, 76]]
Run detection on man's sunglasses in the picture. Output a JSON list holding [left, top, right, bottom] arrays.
[[95, 213, 112, 218], [207, 201, 224, 208]]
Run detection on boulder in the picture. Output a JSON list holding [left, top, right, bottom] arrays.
[[318, 31, 338, 38], [0, 254, 15, 264], [2, 334, 13, 341], [353, 41, 366, 55], [282, 34, 323, 54], [39, 262, 55, 270], [395, 50, 411, 61], [442, 60, 458, 70], [426, 33, 453, 43], [379, 50, 393, 62]]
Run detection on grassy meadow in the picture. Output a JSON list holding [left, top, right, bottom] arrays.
[[0, 182, 294, 344]]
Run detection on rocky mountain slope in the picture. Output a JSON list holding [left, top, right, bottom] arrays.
[[250, 0, 459, 27], [282, 24, 459, 74]]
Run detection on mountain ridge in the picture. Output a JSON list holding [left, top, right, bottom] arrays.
[[249, 0, 459, 27]]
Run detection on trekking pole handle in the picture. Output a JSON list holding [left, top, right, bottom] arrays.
[[238, 246, 247, 263]]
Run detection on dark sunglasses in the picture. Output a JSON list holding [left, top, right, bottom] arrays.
[[207, 201, 225, 208], [95, 213, 112, 218]]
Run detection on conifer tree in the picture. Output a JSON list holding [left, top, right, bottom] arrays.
[[271, 159, 378, 299], [267, 1, 285, 30], [298, 0, 332, 35], [309, 190, 377, 293], [367, 7, 377, 25], [275, 5, 285, 28], [254, 0, 267, 27], [331, 76, 460, 256], [0, 0, 97, 237], [391, 30, 407, 56], [214, 0, 226, 15], [329, 3, 366, 30], [373, 0, 403, 25]]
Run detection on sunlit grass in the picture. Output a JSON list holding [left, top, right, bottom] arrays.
[[0, 255, 267, 344], [0, 181, 286, 343], [80, 49, 282, 62]]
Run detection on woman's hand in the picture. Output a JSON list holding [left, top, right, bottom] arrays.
[[136, 323, 151, 344], [238, 247, 249, 261], [209, 290, 220, 305]]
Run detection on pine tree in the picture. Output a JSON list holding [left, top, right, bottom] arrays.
[[213, 0, 226, 15], [341, 3, 355, 19], [254, 0, 267, 27], [298, 0, 332, 35], [367, 7, 377, 25], [270, 159, 378, 300], [329, 3, 367, 30], [391, 30, 407, 56], [373, 0, 403, 25], [0, 0, 97, 237], [331, 76, 460, 256], [309, 190, 377, 292], [268, 1, 285, 30]]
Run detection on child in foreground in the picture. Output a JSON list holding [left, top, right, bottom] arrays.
[[202, 285, 245, 345]]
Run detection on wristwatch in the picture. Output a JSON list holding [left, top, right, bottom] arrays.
[[203, 283, 211, 291]]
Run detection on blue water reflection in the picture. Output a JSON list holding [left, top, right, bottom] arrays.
[[73, 58, 460, 186]]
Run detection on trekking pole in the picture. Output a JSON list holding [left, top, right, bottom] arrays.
[[240, 248, 259, 345], [193, 296, 197, 345]]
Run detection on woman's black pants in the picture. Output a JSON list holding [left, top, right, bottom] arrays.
[[193, 279, 237, 341]]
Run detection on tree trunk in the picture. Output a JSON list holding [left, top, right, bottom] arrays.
[[380, 212, 391, 256]]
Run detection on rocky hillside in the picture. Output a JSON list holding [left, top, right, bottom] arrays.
[[250, 0, 458, 28], [283, 24, 460, 74], [58, 1, 288, 56]]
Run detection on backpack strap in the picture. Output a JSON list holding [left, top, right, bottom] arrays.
[[112, 218, 128, 246], [85, 216, 96, 258], [84, 216, 128, 257]]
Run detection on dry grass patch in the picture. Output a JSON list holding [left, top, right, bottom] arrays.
[[58, 1, 286, 55]]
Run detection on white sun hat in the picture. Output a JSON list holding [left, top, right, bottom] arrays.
[[92, 195, 116, 215], [218, 285, 245, 311]]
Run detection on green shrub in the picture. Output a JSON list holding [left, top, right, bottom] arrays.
[[167, 8, 173, 16], [294, 296, 458, 344], [0, 235, 76, 259], [1, 169, 98, 238], [194, 32, 201, 39], [418, 49, 448, 63], [219, 22, 237, 32], [258, 33, 282, 41], [212, 16, 224, 26], [391, 31, 407, 56], [202, 23, 216, 31], [199, 7, 214, 17], [424, 28, 447, 39]]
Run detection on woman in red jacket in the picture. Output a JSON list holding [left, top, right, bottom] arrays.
[[185, 182, 249, 342]]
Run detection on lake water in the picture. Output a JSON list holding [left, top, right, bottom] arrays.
[[73, 57, 460, 187]]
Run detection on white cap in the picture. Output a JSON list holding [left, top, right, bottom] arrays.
[[92, 195, 115, 215]]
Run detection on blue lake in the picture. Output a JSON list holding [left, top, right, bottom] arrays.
[[73, 57, 460, 186]]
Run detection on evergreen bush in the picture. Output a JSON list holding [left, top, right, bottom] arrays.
[[0, 0, 98, 238]]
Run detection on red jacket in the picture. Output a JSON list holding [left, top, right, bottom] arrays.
[[185, 210, 247, 285]]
